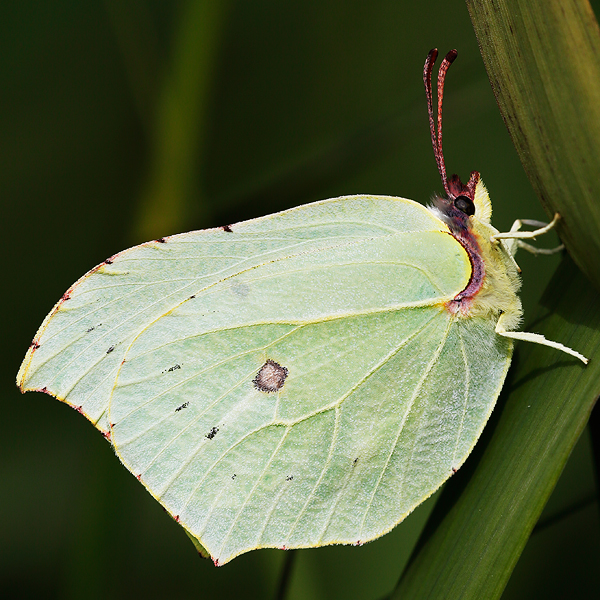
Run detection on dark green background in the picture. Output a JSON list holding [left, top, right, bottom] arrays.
[[2, 1, 599, 598]]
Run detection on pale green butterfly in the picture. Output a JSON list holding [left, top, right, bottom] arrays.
[[17, 49, 586, 565]]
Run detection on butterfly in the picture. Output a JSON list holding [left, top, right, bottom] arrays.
[[17, 48, 586, 565]]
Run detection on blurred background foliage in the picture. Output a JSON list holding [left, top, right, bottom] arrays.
[[2, 1, 599, 598]]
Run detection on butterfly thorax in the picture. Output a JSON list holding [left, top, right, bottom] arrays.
[[460, 217, 523, 329]]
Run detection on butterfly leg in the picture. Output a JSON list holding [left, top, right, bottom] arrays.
[[495, 312, 588, 364], [492, 213, 563, 257], [515, 240, 564, 256]]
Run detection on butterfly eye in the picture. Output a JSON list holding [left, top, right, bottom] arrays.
[[454, 195, 475, 216]]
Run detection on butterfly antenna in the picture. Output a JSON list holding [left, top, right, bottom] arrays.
[[424, 50, 441, 185], [424, 48, 458, 196]]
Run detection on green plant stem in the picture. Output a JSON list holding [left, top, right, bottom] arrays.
[[133, 0, 230, 242], [275, 550, 297, 600]]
